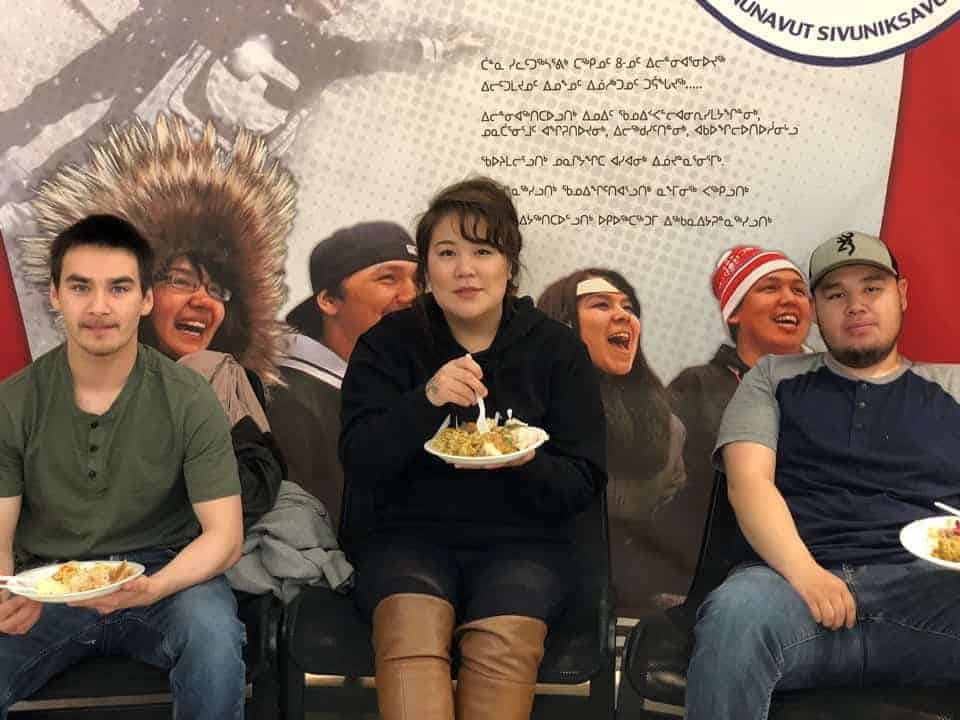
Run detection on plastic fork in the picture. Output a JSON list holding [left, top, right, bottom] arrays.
[[935, 501, 960, 518], [476, 393, 490, 433], [464, 353, 490, 433], [0, 575, 37, 590]]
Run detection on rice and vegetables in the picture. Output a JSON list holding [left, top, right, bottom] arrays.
[[428, 418, 543, 458], [930, 519, 960, 562], [34, 561, 137, 595]]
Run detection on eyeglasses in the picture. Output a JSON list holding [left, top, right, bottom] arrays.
[[155, 269, 232, 303]]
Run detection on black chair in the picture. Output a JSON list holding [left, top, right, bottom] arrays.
[[617, 473, 960, 720], [11, 591, 281, 719], [279, 488, 617, 720]]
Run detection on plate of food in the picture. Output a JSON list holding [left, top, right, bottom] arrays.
[[424, 414, 549, 467], [1, 560, 145, 603], [899, 516, 960, 570]]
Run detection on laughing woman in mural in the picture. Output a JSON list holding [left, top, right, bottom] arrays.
[[340, 177, 606, 720], [22, 113, 294, 530], [537, 269, 687, 616]]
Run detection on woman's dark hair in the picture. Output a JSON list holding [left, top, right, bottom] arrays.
[[414, 177, 523, 295], [537, 268, 674, 473], [49, 214, 154, 292]]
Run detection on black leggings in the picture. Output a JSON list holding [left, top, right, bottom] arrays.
[[352, 535, 575, 625]]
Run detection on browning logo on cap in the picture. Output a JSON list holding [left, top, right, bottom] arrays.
[[835, 232, 856, 256], [809, 231, 898, 290]]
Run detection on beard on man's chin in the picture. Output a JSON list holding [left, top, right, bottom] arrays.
[[825, 337, 899, 369]]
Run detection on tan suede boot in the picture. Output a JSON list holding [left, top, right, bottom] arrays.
[[454, 615, 547, 720], [372, 593, 456, 720]]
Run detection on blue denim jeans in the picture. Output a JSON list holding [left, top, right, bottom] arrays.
[[0, 549, 245, 719], [685, 560, 960, 720]]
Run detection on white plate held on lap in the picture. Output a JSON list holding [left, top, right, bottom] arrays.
[[423, 415, 549, 467], [6, 561, 146, 604], [899, 517, 960, 571]]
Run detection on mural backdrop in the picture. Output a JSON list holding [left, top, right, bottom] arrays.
[[1, 0, 956, 623]]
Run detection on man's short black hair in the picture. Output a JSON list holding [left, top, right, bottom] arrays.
[[50, 214, 154, 292]]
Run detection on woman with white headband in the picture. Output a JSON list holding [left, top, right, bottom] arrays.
[[537, 268, 688, 616]]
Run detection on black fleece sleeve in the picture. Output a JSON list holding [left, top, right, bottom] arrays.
[[339, 332, 449, 486], [232, 416, 286, 531], [513, 335, 607, 519]]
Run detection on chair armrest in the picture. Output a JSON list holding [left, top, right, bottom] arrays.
[[236, 590, 281, 681]]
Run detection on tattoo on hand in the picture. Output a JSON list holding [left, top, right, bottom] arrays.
[[426, 378, 439, 398]]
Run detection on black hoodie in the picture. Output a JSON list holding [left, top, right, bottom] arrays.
[[339, 294, 607, 549]]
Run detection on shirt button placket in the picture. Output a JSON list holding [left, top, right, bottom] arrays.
[[88, 421, 104, 490], [852, 383, 868, 437]]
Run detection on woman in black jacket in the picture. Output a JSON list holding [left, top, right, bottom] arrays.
[[339, 177, 606, 720]]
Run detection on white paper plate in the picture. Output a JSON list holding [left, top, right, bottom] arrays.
[[424, 419, 549, 467], [8, 561, 146, 603], [899, 516, 960, 570]]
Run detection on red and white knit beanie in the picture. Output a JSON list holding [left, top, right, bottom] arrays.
[[712, 246, 803, 322]]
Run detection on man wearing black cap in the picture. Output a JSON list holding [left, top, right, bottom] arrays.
[[266, 222, 417, 524], [685, 231, 960, 720]]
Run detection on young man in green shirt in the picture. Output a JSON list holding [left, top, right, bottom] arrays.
[[0, 215, 244, 719]]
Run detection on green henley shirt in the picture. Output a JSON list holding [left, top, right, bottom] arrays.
[[0, 344, 239, 561]]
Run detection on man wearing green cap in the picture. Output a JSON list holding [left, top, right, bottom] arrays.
[[685, 231, 960, 720], [266, 222, 418, 525]]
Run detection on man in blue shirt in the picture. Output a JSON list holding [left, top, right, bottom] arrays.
[[685, 231, 960, 720]]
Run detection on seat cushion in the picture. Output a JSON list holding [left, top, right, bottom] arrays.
[[27, 591, 274, 702], [285, 585, 611, 684], [27, 657, 170, 701], [621, 610, 960, 719], [771, 687, 960, 719]]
